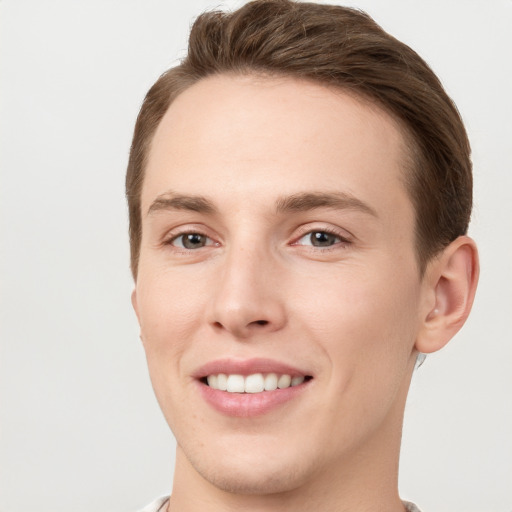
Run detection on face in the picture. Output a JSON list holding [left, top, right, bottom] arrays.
[[133, 75, 425, 494]]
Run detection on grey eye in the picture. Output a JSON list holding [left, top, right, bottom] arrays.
[[299, 231, 340, 247], [173, 233, 210, 249]]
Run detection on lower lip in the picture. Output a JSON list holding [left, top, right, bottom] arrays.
[[198, 380, 311, 417]]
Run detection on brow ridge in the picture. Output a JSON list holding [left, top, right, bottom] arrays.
[[147, 190, 377, 218], [147, 192, 217, 216], [275, 191, 377, 216]]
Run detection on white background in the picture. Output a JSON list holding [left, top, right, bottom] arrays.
[[1, 1, 511, 511]]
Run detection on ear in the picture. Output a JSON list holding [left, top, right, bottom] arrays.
[[131, 288, 140, 323], [415, 236, 479, 354], [131, 288, 146, 346]]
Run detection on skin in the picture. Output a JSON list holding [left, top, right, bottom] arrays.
[[132, 75, 478, 512]]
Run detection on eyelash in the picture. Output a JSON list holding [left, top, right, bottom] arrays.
[[164, 230, 218, 251], [292, 227, 351, 250], [163, 226, 351, 253]]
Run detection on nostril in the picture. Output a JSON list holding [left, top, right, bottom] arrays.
[[254, 320, 269, 326]]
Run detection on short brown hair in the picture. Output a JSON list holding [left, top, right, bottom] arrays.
[[126, 0, 472, 279]]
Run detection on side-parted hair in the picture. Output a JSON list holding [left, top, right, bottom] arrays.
[[126, 0, 472, 279]]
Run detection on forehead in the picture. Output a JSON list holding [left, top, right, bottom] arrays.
[[143, 74, 413, 224]]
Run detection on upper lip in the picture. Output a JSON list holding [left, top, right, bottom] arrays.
[[193, 358, 312, 379]]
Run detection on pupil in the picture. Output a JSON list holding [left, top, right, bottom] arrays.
[[312, 231, 335, 246], [183, 233, 205, 249]]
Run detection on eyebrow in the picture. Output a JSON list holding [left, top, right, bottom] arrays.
[[275, 191, 377, 217], [147, 193, 217, 216], [147, 190, 377, 217]]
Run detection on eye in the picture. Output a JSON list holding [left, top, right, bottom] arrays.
[[296, 230, 345, 247], [170, 232, 213, 249]]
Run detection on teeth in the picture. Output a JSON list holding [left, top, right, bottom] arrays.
[[226, 374, 245, 393], [205, 372, 307, 393], [206, 375, 217, 389], [245, 373, 264, 393], [291, 376, 305, 386], [277, 374, 291, 389], [264, 373, 278, 391], [217, 373, 228, 391]]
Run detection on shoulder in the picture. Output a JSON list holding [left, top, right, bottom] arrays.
[[403, 501, 422, 512], [138, 496, 420, 512], [138, 495, 169, 512], [139, 496, 421, 512]]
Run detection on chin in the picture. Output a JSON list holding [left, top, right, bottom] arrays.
[[181, 437, 317, 496], [196, 459, 309, 495]]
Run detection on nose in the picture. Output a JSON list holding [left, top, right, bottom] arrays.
[[206, 245, 287, 339]]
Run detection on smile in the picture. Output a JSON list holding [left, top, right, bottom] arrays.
[[205, 373, 307, 393], [195, 359, 313, 416]]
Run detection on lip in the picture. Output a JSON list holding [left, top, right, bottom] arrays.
[[193, 358, 313, 417], [193, 357, 310, 379]]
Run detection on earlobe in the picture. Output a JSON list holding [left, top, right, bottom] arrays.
[[416, 236, 479, 354]]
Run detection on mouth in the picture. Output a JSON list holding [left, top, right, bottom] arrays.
[[194, 359, 313, 417], [201, 373, 313, 393]]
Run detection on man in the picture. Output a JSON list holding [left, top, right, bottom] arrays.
[[126, 1, 479, 511]]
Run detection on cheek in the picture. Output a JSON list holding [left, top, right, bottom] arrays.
[[138, 262, 207, 328], [135, 269, 209, 427], [295, 262, 421, 391], [297, 258, 419, 336], [136, 267, 210, 375]]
